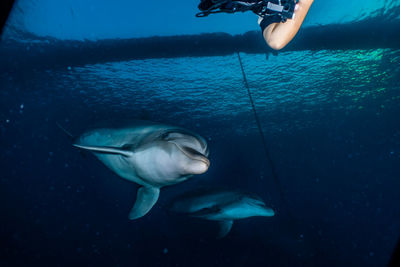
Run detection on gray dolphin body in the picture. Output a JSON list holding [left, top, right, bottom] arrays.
[[73, 120, 210, 220], [169, 189, 275, 238]]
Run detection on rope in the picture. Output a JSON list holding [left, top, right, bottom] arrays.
[[236, 52, 293, 217]]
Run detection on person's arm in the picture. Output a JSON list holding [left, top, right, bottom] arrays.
[[263, 0, 314, 50]]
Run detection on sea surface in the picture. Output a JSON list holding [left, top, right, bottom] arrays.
[[1, 48, 400, 266]]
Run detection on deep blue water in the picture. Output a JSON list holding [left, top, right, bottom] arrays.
[[2, 1, 400, 266], [1, 49, 400, 266]]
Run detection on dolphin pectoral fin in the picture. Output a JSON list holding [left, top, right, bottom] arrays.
[[128, 187, 160, 220], [217, 220, 233, 239], [73, 144, 134, 157]]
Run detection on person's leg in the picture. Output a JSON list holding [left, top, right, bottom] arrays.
[[263, 0, 314, 50]]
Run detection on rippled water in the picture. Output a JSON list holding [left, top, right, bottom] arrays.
[[3, 49, 398, 134]]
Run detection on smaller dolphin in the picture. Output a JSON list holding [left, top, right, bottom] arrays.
[[68, 120, 210, 220], [168, 189, 275, 238]]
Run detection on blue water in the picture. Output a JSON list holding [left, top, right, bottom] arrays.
[[2, 1, 400, 266], [4, 0, 400, 40], [2, 49, 400, 266]]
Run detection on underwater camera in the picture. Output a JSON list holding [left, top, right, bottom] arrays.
[[197, 0, 298, 22]]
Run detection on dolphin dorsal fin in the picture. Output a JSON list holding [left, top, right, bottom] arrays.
[[129, 187, 160, 220], [217, 220, 233, 239], [73, 144, 134, 157]]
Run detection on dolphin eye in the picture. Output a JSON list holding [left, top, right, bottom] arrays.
[[160, 132, 171, 140]]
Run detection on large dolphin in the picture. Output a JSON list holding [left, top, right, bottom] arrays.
[[72, 120, 210, 220], [169, 189, 275, 238]]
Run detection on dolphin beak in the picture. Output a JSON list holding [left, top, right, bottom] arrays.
[[168, 141, 210, 174], [198, 155, 210, 168], [170, 142, 210, 169], [181, 146, 210, 168]]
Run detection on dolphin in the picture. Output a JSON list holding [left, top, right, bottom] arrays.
[[72, 120, 210, 220], [168, 189, 275, 238]]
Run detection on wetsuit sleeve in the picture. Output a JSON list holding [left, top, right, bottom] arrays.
[[198, 0, 213, 11], [259, 15, 283, 32]]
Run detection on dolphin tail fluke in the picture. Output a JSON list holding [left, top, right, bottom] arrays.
[[128, 187, 160, 220], [217, 220, 233, 239]]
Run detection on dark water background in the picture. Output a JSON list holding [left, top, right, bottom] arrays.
[[1, 48, 400, 266]]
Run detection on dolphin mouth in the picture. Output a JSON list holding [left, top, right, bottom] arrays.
[[169, 141, 210, 167], [181, 146, 210, 167]]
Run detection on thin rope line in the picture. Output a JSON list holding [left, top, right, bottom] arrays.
[[237, 52, 293, 218]]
